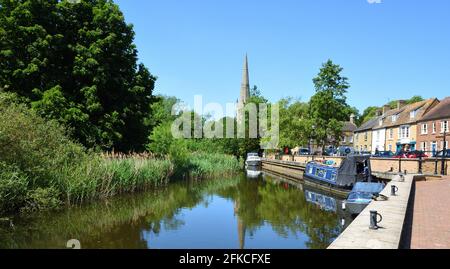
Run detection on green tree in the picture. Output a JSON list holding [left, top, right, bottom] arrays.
[[278, 98, 311, 149], [359, 106, 379, 125], [309, 60, 352, 150], [0, 0, 156, 151]]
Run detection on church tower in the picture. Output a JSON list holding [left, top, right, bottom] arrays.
[[237, 54, 250, 121]]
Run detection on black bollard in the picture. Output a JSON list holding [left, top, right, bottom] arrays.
[[391, 185, 399, 196], [369, 210, 383, 230]]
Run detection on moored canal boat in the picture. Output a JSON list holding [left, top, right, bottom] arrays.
[[304, 155, 373, 194], [245, 152, 262, 167], [343, 182, 386, 215]]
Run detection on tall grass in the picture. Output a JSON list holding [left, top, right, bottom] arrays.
[[0, 92, 241, 215], [188, 152, 242, 179]]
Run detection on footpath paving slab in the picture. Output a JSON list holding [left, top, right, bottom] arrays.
[[328, 175, 414, 249], [411, 177, 450, 249]]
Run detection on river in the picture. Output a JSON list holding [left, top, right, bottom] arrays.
[[0, 169, 354, 249]]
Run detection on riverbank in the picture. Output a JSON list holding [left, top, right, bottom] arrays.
[[0, 94, 241, 216]]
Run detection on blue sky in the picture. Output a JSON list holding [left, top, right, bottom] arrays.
[[115, 0, 450, 115]]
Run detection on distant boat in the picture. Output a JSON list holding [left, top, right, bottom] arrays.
[[304, 155, 373, 194], [246, 165, 262, 178], [343, 182, 386, 215], [245, 153, 262, 167]]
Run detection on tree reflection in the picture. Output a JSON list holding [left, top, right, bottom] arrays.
[[0, 174, 345, 249]]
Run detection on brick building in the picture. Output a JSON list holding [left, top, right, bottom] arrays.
[[416, 97, 450, 155], [382, 99, 439, 153]]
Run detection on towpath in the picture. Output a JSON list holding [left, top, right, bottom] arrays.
[[410, 176, 450, 249]]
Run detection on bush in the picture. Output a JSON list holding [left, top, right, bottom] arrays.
[[0, 162, 28, 214], [23, 187, 62, 213]]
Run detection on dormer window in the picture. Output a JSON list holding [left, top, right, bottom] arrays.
[[410, 110, 417, 119], [392, 115, 398, 122], [379, 119, 383, 126]]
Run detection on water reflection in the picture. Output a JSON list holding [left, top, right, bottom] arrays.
[[0, 171, 353, 249]]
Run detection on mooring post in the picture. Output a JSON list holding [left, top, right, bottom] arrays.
[[435, 158, 439, 175], [441, 130, 447, 176], [399, 156, 402, 173], [418, 155, 423, 174], [369, 210, 383, 230]]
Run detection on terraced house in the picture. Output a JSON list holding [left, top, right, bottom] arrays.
[[416, 97, 450, 154], [371, 105, 398, 153], [354, 116, 378, 153], [381, 99, 439, 153]]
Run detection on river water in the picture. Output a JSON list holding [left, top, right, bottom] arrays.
[[0, 170, 354, 249]]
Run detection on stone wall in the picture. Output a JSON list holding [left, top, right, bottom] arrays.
[[266, 154, 449, 175]]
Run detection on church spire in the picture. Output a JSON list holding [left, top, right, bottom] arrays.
[[240, 54, 250, 104]]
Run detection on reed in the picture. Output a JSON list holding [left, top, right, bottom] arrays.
[[0, 93, 241, 215]]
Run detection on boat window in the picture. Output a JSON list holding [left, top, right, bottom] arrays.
[[315, 168, 326, 178], [330, 173, 337, 181]]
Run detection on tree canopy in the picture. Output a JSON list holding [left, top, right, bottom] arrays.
[[0, 0, 156, 151], [308, 60, 353, 150]]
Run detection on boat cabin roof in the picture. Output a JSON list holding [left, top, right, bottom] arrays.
[[351, 182, 385, 194]]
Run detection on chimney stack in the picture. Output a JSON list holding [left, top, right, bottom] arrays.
[[376, 109, 383, 117], [350, 114, 355, 124], [382, 105, 391, 115], [397, 100, 406, 110]]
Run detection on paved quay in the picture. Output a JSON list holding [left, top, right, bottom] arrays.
[[328, 174, 415, 249], [411, 176, 450, 249]]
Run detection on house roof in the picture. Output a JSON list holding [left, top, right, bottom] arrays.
[[343, 121, 357, 132], [419, 97, 450, 122], [355, 116, 380, 132], [374, 98, 438, 129]]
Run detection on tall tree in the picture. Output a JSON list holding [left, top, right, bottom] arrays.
[[309, 60, 352, 150], [0, 0, 156, 151]]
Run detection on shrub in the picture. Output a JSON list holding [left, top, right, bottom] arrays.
[[0, 162, 28, 214]]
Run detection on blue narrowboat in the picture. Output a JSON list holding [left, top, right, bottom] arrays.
[[304, 155, 373, 191]]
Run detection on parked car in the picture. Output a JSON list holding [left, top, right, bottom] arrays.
[[435, 149, 450, 158], [407, 151, 428, 159], [372, 151, 394, 158], [337, 147, 355, 156], [394, 150, 428, 159], [297, 148, 311, 155]]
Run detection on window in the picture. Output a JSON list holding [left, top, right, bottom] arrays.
[[364, 132, 368, 142], [399, 126, 410, 139], [410, 110, 417, 119], [355, 134, 359, 141], [388, 145, 392, 151], [421, 142, 427, 151], [392, 115, 398, 122], [349, 136, 353, 143], [432, 122, 436, 133], [421, 124, 428, 135], [442, 121, 449, 133], [342, 136, 346, 143], [379, 119, 383, 126]]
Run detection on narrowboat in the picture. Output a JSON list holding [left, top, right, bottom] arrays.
[[343, 182, 386, 215], [304, 155, 373, 193]]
